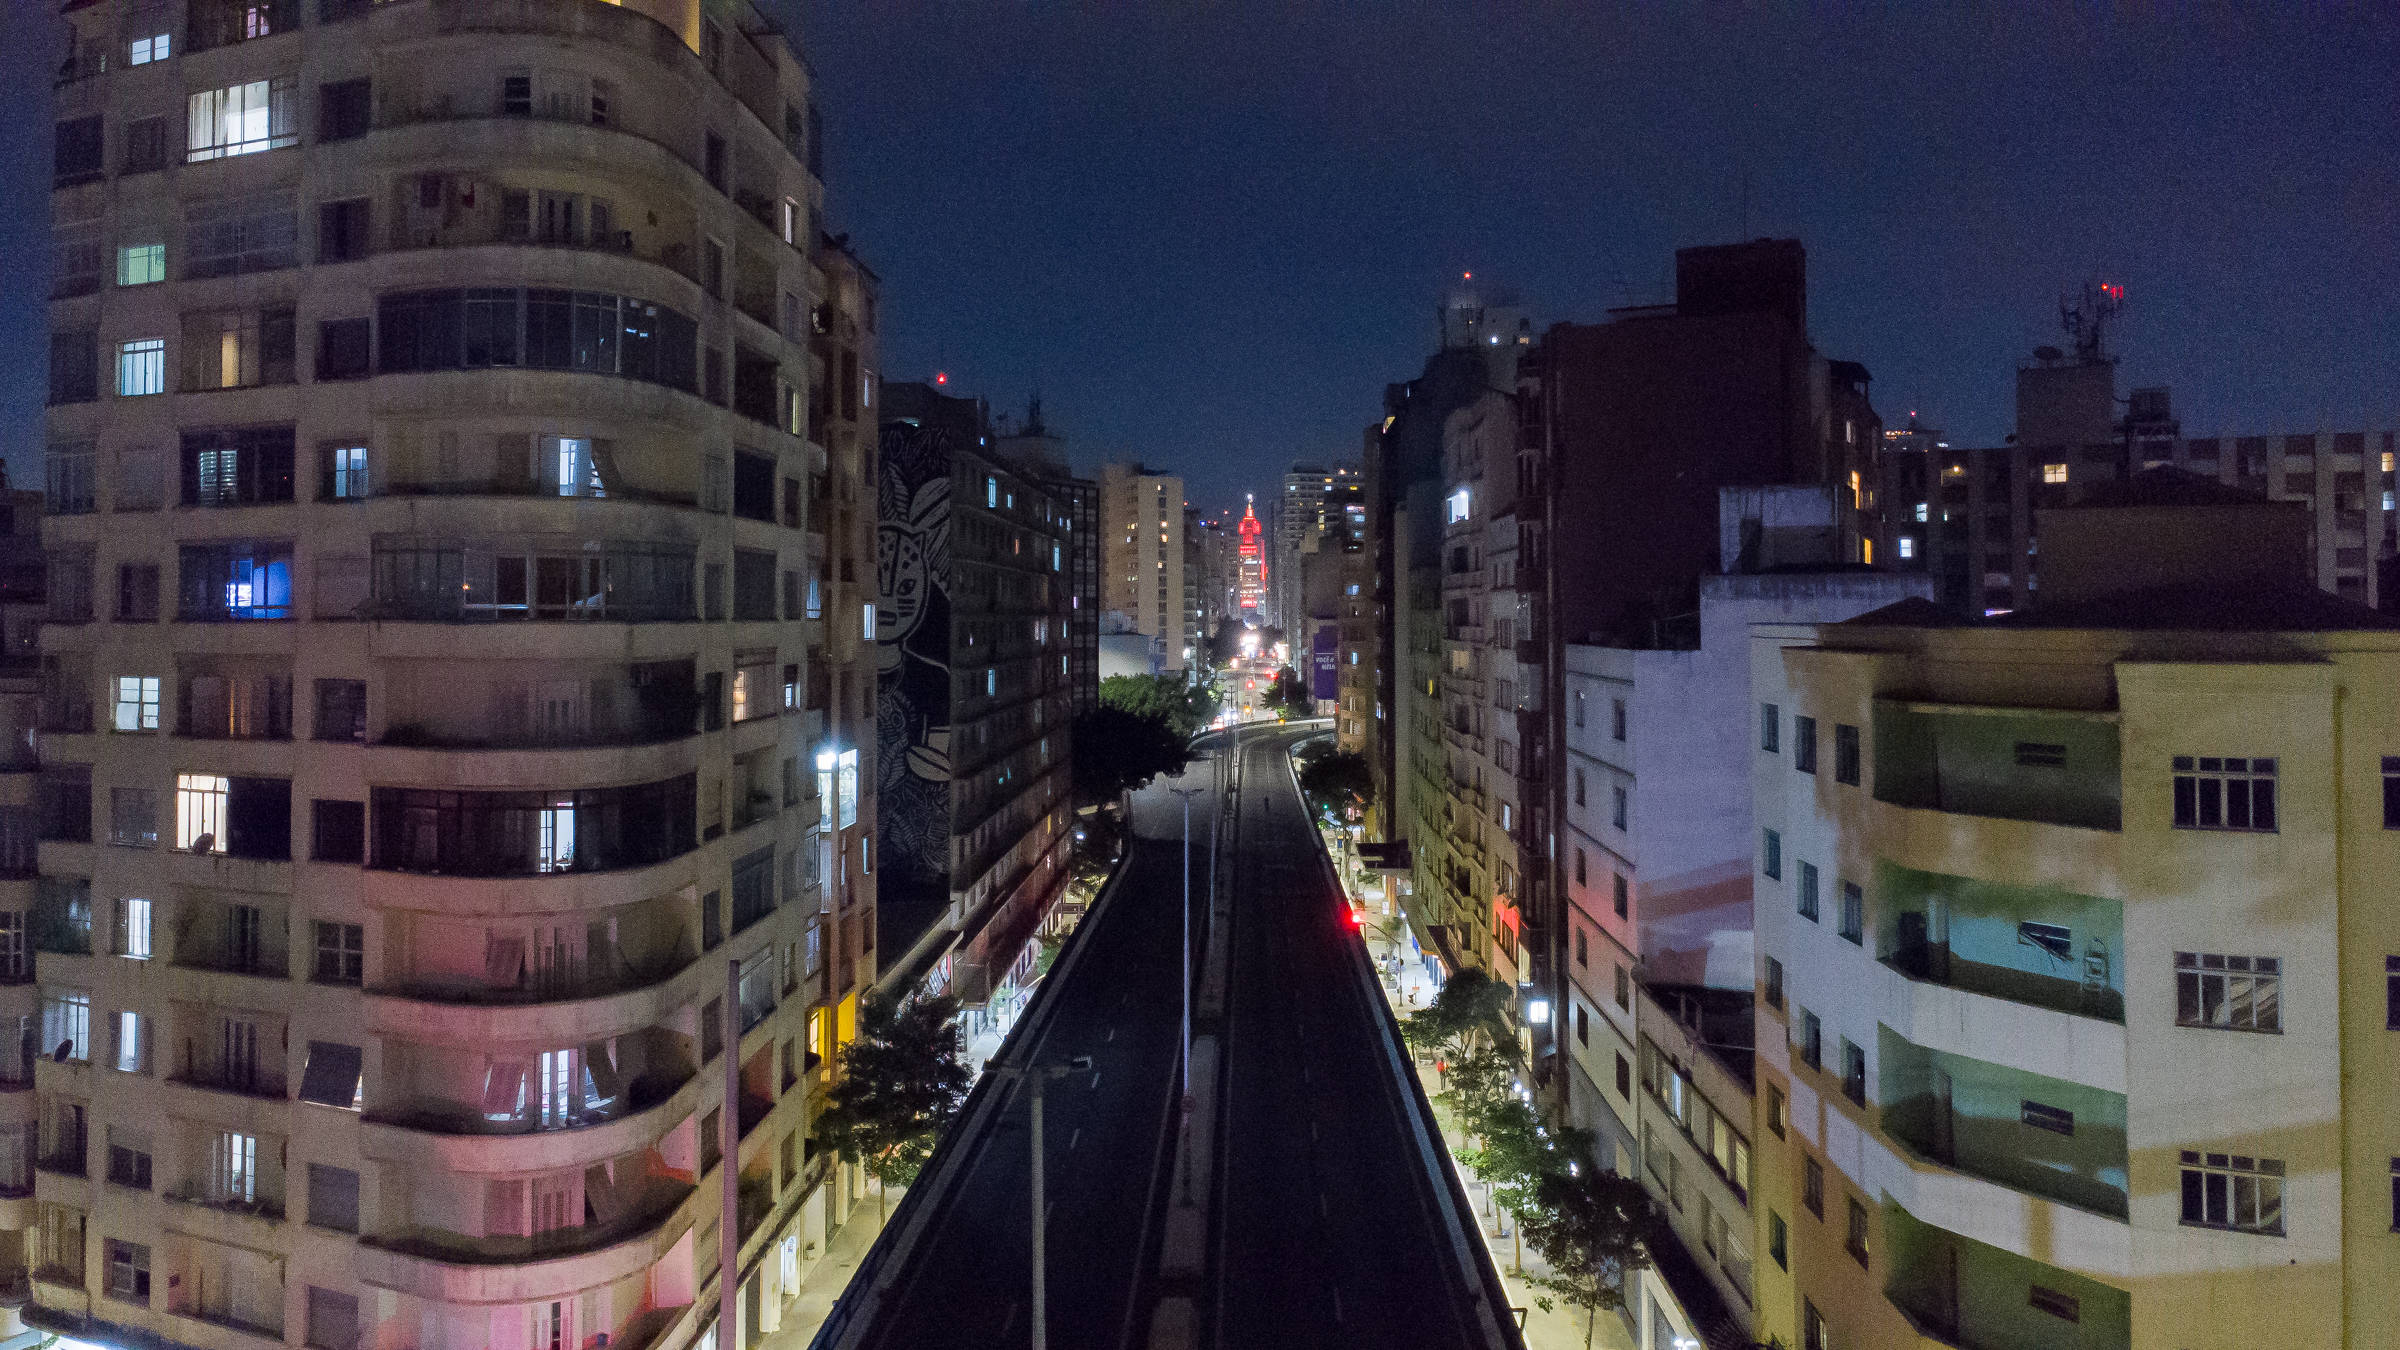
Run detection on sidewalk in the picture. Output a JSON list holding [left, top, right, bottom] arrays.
[[1326, 824, 1636, 1350], [755, 1181, 901, 1350]]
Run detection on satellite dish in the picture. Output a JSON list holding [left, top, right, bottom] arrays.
[[52, 1040, 73, 1063], [191, 833, 216, 853], [2033, 346, 2063, 363]]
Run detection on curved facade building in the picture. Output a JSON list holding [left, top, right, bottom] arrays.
[[38, 4, 880, 1350]]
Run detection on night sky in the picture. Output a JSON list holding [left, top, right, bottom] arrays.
[[6, 4, 2395, 515]]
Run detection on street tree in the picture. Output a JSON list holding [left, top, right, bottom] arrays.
[[811, 991, 973, 1223], [1099, 673, 1218, 739], [1295, 745, 1374, 818], [1070, 704, 1191, 804], [1401, 967, 1516, 1062], [1520, 1166, 1658, 1349]]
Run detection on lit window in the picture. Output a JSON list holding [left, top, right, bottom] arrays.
[[862, 603, 877, 641], [117, 243, 165, 286], [117, 339, 165, 397], [112, 676, 160, 732], [1447, 488, 1471, 523], [129, 31, 171, 65], [2042, 462, 2068, 484], [1913, 501, 1928, 522], [1896, 536, 1915, 559], [187, 78, 299, 161], [176, 774, 229, 851], [118, 898, 152, 960]]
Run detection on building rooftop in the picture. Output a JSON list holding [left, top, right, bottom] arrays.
[[2055, 465, 2280, 510], [1840, 580, 2400, 634]]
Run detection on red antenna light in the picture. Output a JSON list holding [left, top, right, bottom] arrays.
[[1462, 271, 1473, 280], [934, 371, 948, 385]]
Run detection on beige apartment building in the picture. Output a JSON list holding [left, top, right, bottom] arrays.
[[1751, 489, 2400, 1350], [1098, 464, 1190, 674], [36, 7, 878, 1350]]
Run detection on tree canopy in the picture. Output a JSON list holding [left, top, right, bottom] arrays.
[[1071, 704, 1192, 804], [1099, 673, 1219, 739], [812, 992, 973, 1209], [1295, 744, 1374, 816], [1265, 668, 1313, 717]]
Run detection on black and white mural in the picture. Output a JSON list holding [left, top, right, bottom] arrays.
[[876, 417, 956, 926]]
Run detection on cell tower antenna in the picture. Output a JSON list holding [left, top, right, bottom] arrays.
[[2059, 280, 2125, 364]]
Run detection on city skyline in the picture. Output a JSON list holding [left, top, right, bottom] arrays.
[[5, 4, 2397, 508]]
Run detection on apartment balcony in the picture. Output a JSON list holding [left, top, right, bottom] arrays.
[[1877, 1026, 2130, 1222], [1875, 859, 2124, 1026], [361, 733, 704, 795], [361, 1063, 696, 1176], [1882, 1199, 2131, 1350], [358, 1174, 691, 1300], [1873, 699, 2121, 831]]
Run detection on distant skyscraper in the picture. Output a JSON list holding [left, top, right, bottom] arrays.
[[1099, 464, 1193, 671], [1237, 495, 1266, 619]]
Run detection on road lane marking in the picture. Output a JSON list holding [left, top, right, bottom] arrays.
[[1107, 1026, 1117, 1043], [1068, 1127, 1081, 1152], [1090, 1070, 1103, 1092]]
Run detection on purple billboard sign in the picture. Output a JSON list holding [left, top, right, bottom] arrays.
[[1311, 626, 1339, 701]]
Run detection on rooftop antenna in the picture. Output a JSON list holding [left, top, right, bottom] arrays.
[[2059, 280, 2124, 364]]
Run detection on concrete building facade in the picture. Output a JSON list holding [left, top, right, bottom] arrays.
[[1097, 464, 1190, 674], [872, 384, 1074, 1054], [36, 9, 878, 1350]]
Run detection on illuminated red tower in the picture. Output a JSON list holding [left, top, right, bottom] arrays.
[[1237, 493, 1266, 618]]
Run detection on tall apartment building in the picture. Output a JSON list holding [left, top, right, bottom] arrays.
[[1270, 463, 1359, 633], [1917, 360, 2397, 615], [36, 9, 877, 1350], [1186, 512, 1233, 649], [1097, 464, 1191, 674], [1748, 484, 2400, 1350], [874, 383, 1075, 1051], [1333, 429, 1379, 759], [1235, 496, 1264, 621], [992, 406, 1096, 716], [1556, 534, 1929, 1350]]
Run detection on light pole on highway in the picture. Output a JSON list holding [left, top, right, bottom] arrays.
[[999, 1054, 1091, 1350], [1168, 783, 1203, 1112]]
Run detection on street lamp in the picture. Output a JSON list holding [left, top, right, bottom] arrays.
[[997, 1054, 1093, 1350], [1167, 783, 1203, 1116]]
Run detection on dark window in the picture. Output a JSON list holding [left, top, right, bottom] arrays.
[[50, 330, 99, 405], [702, 672, 725, 730], [318, 78, 371, 142], [1839, 881, 1864, 944], [1761, 828, 1781, 879], [1613, 1052, 1630, 1099], [2384, 756, 2400, 829], [314, 921, 363, 985], [732, 450, 776, 522], [2017, 741, 2067, 767], [318, 198, 371, 262], [55, 116, 104, 185], [2179, 1150, 2284, 1234], [1764, 956, 1784, 1010], [312, 799, 365, 863], [224, 777, 293, 860], [116, 564, 161, 621], [705, 131, 727, 189], [1797, 861, 1819, 921], [182, 426, 296, 507], [313, 680, 366, 742], [318, 318, 371, 381], [500, 73, 531, 116], [2387, 955, 2400, 1030], [1794, 715, 1818, 773], [375, 287, 696, 392], [733, 549, 778, 621], [2028, 1285, 2080, 1323], [1610, 697, 1626, 741], [308, 1163, 360, 1232], [40, 766, 94, 842], [1834, 723, 1860, 784], [1769, 1212, 1788, 1270], [1760, 701, 1779, 753], [1845, 1197, 1870, 1265], [297, 1041, 363, 1108], [1841, 1039, 1866, 1104], [2174, 951, 2282, 1033], [1802, 1157, 1824, 1217], [307, 1286, 359, 1350], [1611, 872, 1628, 918], [2022, 1100, 2075, 1135], [123, 116, 171, 173], [368, 775, 698, 876], [2171, 755, 2277, 832]]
